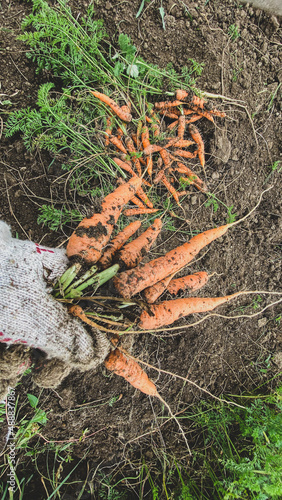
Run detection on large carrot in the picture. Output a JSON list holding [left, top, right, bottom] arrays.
[[66, 176, 142, 263], [139, 292, 242, 329], [104, 348, 157, 396], [118, 218, 162, 269], [113, 224, 230, 298], [98, 220, 141, 269], [90, 90, 132, 122]]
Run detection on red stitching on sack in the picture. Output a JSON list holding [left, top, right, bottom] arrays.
[[35, 243, 54, 254]]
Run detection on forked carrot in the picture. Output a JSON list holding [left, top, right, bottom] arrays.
[[66, 176, 142, 263], [139, 292, 242, 329], [113, 223, 230, 298], [104, 348, 157, 396], [90, 90, 132, 122], [167, 271, 210, 295], [118, 218, 162, 268], [188, 124, 205, 168], [98, 221, 141, 269], [124, 208, 160, 216]]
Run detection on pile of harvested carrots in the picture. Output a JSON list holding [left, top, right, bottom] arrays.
[[91, 88, 226, 208], [59, 165, 247, 397]]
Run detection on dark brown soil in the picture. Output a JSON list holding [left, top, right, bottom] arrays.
[[0, 0, 281, 498]]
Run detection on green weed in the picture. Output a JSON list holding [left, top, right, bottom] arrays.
[[204, 193, 237, 224], [228, 24, 240, 41]]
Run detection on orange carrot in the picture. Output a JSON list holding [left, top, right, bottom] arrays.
[[117, 218, 162, 268], [143, 274, 174, 303], [176, 162, 208, 192], [113, 223, 230, 298], [189, 124, 205, 168], [167, 271, 209, 295], [99, 221, 141, 268], [109, 135, 128, 154], [173, 149, 197, 159], [124, 208, 160, 216], [143, 144, 164, 155], [154, 100, 184, 109], [167, 119, 179, 131], [170, 139, 195, 149], [104, 348, 157, 396], [131, 195, 147, 209], [161, 174, 180, 204], [191, 108, 214, 123], [139, 292, 241, 329], [114, 165, 153, 208], [175, 89, 189, 101], [185, 115, 202, 124], [90, 90, 132, 122], [158, 111, 180, 120], [125, 136, 142, 176], [209, 109, 226, 118], [191, 95, 206, 109], [113, 157, 137, 177], [141, 126, 153, 176], [105, 115, 114, 146], [177, 115, 186, 139], [66, 176, 142, 263]]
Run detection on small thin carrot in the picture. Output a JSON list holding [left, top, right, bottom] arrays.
[[104, 348, 157, 396], [125, 136, 142, 176], [66, 176, 142, 263], [185, 115, 202, 124], [189, 124, 205, 168], [167, 271, 210, 295], [139, 292, 242, 329], [99, 220, 141, 269], [177, 115, 186, 139], [109, 135, 128, 154], [113, 157, 136, 177], [191, 108, 214, 123], [143, 144, 164, 155], [170, 139, 195, 149], [209, 109, 226, 118], [190, 95, 206, 109], [116, 126, 124, 140], [114, 164, 153, 207], [141, 126, 153, 176], [175, 89, 189, 101], [104, 115, 114, 146], [123, 208, 160, 217], [173, 149, 197, 159], [90, 90, 132, 122], [167, 119, 179, 131], [113, 223, 230, 298], [176, 162, 208, 192], [118, 218, 162, 268], [161, 174, 180, 204], [154, 100, 184, 109], [158, 111, 180, 120], [130, 195, 147, 209]]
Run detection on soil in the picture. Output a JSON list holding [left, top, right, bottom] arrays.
[[0, 0, 281, 498]]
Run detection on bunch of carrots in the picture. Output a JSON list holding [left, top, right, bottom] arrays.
[[91, 89, 226, 208], [58, 172, 249, 399]]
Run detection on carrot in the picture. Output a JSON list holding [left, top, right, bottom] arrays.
[[124, 208, 160, 217], [170, 139, 195, 149], [139, 292, 241, 329], [158, 111, 180, 120], [167, 271, 209, 295], [99, 221, 142, 269], [115, 170, 153, 208], [166, 119, 179, 131], [154, 100, 184, 109], [109, 135, 128, 154], [130, 195, 147, 209], [173, 149, 197, 159], [104, 348, 157, 396], [113, 157, 137, 178], [117, 218, 162, 269], [125, 136, 142, 176], [90, 90, 132, 122], [104, 115, 114, 146], [185, 115, 202, 124], [191, 108, 214, 123], [191, 95, 206, 109], [209, 109, 226, 118], [176, 162, 208, 193], [177, 115, 186, 139], [175, 89, 189, 101], [188, 124, 205, 168], [143, 144, 164, 155], [66, 176, 142, 263], [116, 126, 124, 140], [143, 274, 174, 303], [161, 174, 180, 204], [113, 223, 230, 298], [141, 126, 153, 176]]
